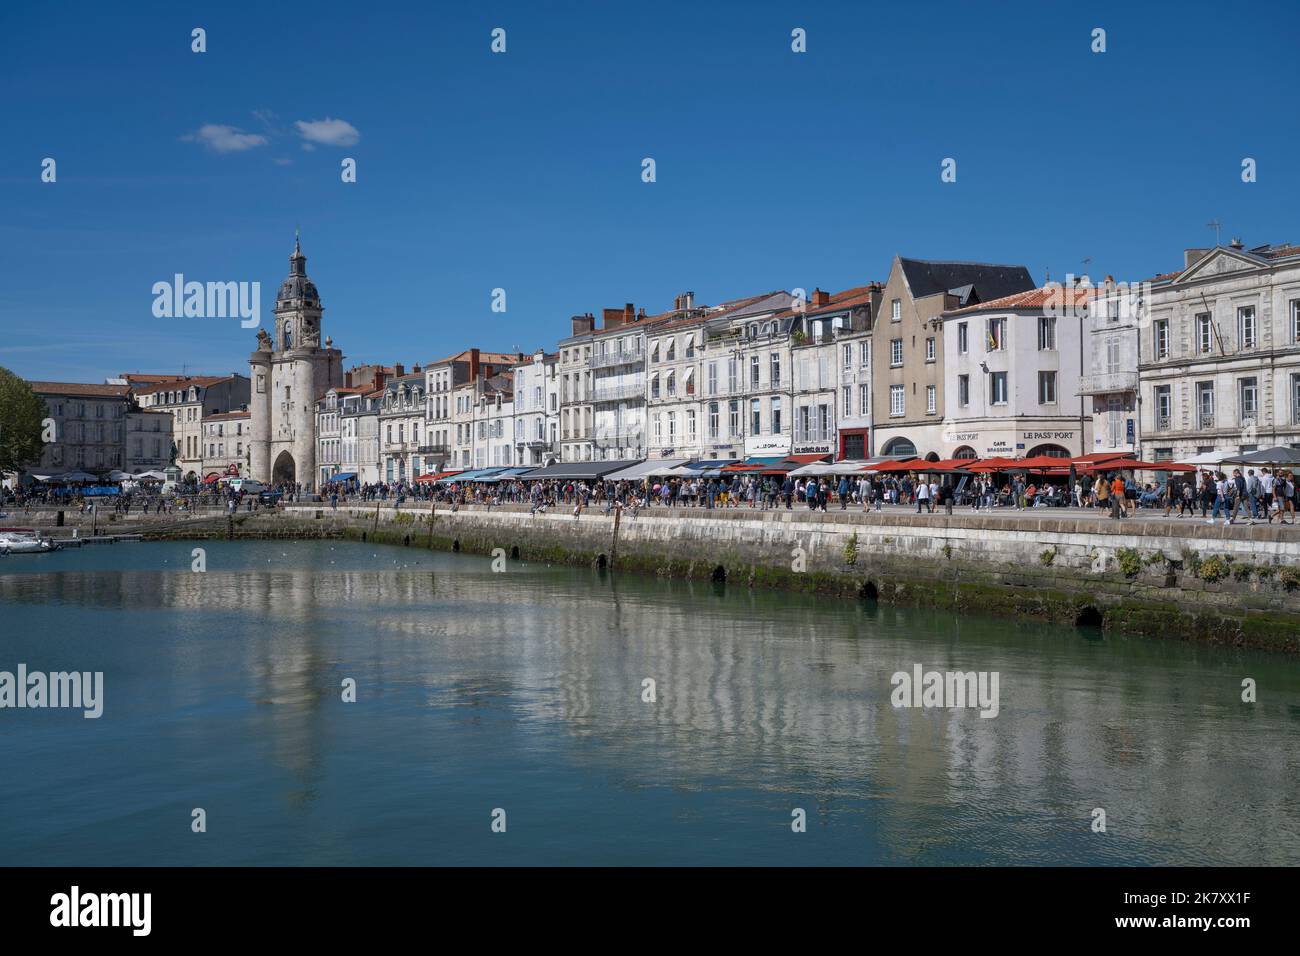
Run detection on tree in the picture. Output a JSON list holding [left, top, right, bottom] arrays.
[[0, 366, 48, 475]]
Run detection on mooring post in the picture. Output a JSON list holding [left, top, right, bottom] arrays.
[[610, 502, 621, 570]]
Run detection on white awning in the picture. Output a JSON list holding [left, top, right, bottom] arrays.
[[1176, 450, 1239, 466], [603, 458, 690, 480]]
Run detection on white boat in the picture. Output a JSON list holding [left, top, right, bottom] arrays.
[[0, 528, 61, 554]]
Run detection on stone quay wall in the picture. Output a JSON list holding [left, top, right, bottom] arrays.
[[131, 501, 1300, 654]]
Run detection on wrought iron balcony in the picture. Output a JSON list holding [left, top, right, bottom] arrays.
[[592, 383, 645, 402], [590, 348, 645, 369], [1076, 371, 1138, 395]]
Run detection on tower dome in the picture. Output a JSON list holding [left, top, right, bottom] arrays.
[[276, 232, 321, 307]]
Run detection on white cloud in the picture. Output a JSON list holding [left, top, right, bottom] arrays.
[[294, 117, 360, 148], [181, 124, 268, 153]]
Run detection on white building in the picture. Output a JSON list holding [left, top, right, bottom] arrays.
[[645, 298, 709, 460], [1079, 275, 1142, 458], [1140, 240, 1300, 461], [557, 316, 595, 462], [697, 292, 797, 460], [591, 304, 649, 461], [938, 285, 1094, 459], [512, 350, 559, 467]]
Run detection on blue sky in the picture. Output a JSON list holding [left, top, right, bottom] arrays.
[[2, 0, 1297, 381]]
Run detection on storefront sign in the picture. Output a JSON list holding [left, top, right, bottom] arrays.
[[746, 435, 791, 455]]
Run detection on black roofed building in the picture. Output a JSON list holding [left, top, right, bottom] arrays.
[[871, 255, 1036, 459]]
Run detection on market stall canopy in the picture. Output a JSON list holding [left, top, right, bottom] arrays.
[[55, 471, 99, 483], [1174, 450, 1241, 467], [132, 470, 167, 481], [603, 459, 689, 481], [202, 473, 223, 484], [107, 470, 131, 482], [1222, 446, 1300, 466], [329, 472, 358, 482], [518, 460, 642, 481]]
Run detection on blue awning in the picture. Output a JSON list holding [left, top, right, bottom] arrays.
[[438, 468, 506, 484], [476, 467, 534, 483], [329, 472, 357, 482]]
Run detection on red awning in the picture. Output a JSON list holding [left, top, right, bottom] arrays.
[[865, 458, 921, 473], [1071, 452, 1132, 465], [416, 470, 461, 484], [1081, 459, 1194, 473], [965, 457, 1018, 473], [1009, 454, 1075, 470], [781, 453, 832, 466], [202, 473, 222, 484]]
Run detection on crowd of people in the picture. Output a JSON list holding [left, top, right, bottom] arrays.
[[12, 465, 1296, 529]]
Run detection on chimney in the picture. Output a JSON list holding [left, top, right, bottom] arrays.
[[624, 303, 635, 323], [684, 291, 694, 311], [345, 371, 353, 388], [1230, 237, 1245, 250], [1184, 248, 1212, 269], [469, 348, 480, 381], [637, 307, 646, 321], [570, 313, 594, 336], [812, 287, 830, 306], [374, 371, 386, 390], [602, 307, 626, 330], [674, 295, 683, 311]]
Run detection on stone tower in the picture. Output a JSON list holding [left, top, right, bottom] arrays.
[[248, 234, 344, 489]]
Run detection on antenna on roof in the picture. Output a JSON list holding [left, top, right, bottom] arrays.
[[1207, 218, 1222, 247]]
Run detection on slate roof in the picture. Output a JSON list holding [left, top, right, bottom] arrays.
[[898, 258, 1036, 304]]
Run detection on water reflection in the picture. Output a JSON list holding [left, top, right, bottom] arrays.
[[1, 541, 1298, 865]]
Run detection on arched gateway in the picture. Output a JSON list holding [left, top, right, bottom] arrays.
[[272, 451, 296, 486]]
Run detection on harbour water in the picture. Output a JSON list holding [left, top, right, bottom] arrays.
[[1, 540, 1298, 866]]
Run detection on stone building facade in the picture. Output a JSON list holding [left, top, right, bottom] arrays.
[[1140, 241, 1300, 461]]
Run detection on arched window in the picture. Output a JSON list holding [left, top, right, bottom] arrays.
[[882, 437, 917, 457], [1027, 443, 1070, 458], [953, 445, 978, 460]]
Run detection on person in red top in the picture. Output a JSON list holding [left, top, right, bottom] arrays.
[[1109, 475, 1125, 519]]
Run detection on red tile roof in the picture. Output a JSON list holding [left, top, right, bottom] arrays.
[[943, 284, 1096, 316]]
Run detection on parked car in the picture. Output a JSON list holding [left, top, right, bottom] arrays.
[[224, 478, 266, 494], [258, 490, 283, 505]]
